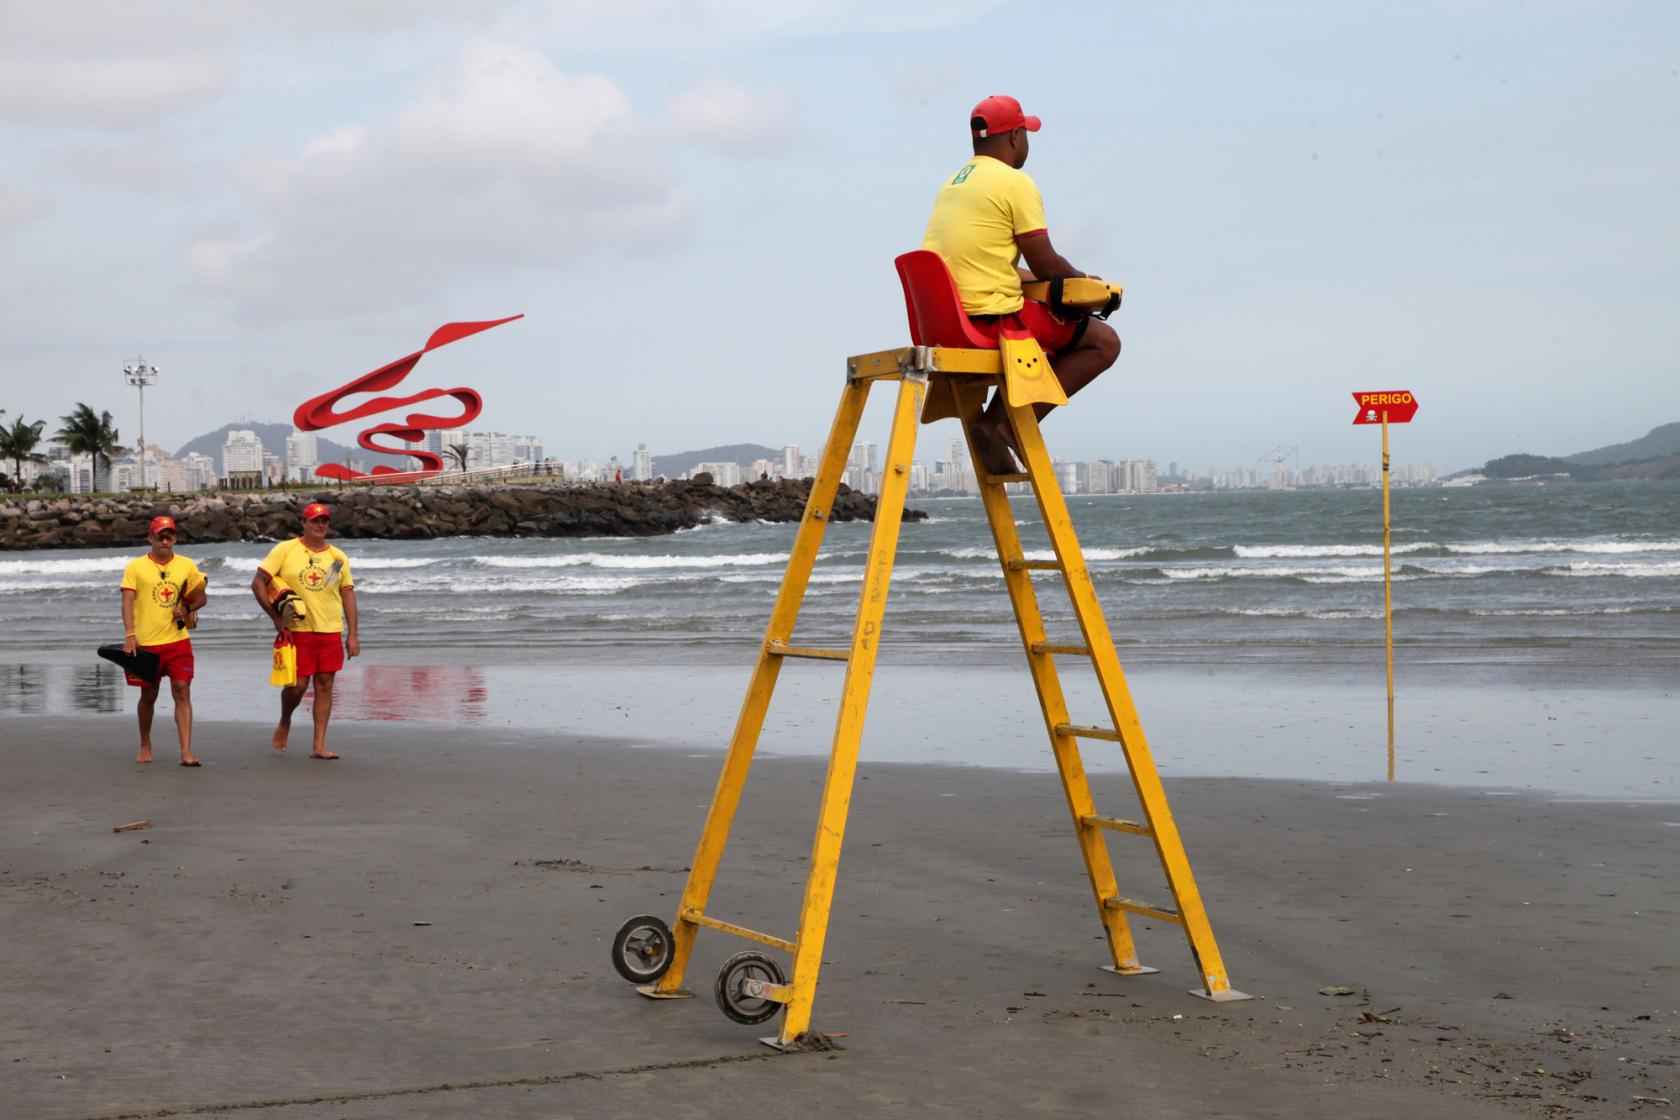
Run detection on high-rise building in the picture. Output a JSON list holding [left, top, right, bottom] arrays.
[[286, 430, 318, 482], [633, 443, 652, 481], [222, 430, 264, 477], [846, 442, 869, 491], [693, 461, 742, 486], [782, 445, 800, 478], [1086, 460, 1114, 494], [512, 435, 544, 465], [460, 431, 544, 470]]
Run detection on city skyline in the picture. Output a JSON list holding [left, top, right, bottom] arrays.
[[18, 413, 1439, 496]]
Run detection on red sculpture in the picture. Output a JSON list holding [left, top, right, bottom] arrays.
[[293, 315, 523, 482]]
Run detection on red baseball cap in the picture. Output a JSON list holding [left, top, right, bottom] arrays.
[[148, 516, 177, 535], [970, 94, 1041, 138], [301, 502, 332, 521]]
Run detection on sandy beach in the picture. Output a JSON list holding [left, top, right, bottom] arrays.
[[2, 716, 1674, 1119]]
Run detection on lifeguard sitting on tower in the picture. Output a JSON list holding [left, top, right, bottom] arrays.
[[921, 94, 1122, 474]]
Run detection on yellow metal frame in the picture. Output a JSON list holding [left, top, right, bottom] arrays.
[[642, 343, 1247, 1050]]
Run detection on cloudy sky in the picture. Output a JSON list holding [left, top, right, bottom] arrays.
[[2, 1, 1675, 474]]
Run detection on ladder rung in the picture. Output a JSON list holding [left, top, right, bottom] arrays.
[[1031, 642, 1091, 657], [1054, 723, 1122, 742], [1081, 814, 1152, 836], [681, 909, 797, 953], [1006, 559, 1062, 572], [988, 472, 1031, 484], [1103, 896, 1183, 924], [766, 641, 850, 662]]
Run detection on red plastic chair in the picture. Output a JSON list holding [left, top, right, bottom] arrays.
[[894, 250, 999, 350]]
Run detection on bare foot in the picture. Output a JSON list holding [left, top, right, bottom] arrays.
[[180, 757, 202, 767], [272, 723, 289, 752], [310, 751, 339, 761], [136, 747, 153, 764]]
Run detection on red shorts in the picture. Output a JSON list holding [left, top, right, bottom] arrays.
[[292, 631, 345, 677], [968, 299, 1081, 355], [126, 640, 194, 687]]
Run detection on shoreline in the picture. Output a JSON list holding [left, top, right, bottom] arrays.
[[3, 719, 1675, 1118], [6, 654, 1675, 803]]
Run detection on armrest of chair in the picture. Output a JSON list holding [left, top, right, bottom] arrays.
[[1022, 277, 1124, 310]]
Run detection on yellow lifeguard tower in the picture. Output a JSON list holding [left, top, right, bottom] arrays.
[[611, 253, 1247, 1050]]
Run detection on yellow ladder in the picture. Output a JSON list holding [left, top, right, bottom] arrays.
[[611, 343, 1248, 1051]]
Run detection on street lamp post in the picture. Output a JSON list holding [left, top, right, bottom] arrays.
[[123, 356, 159, 490]]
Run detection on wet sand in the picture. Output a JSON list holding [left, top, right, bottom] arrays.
[[1, 718, 1675, 1119], [7, 654, 1678, 799]]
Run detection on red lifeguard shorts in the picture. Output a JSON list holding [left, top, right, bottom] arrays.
[[126, 640, 194, 687], [967, 299, 1081, 355], [292, 631, 345, 677]]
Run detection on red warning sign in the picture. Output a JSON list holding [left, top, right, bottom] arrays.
[[1351, 390, 1419, 425]]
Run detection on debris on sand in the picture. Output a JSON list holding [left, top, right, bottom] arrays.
[[112, 820, 151, 834], [784, 1032, 845, 1053]]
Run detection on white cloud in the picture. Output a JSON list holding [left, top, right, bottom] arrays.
[[0, 55, 230, 130], [395, 42, 633, 165], [533, 0, 1003, 47], [0, 1, 472, 130], [0, 185, 52, 232], [191, 41, 687, 323], [0, 2, 239, 128], [302, 126, 370, 162], [189, 234, 273, 284], [668, 80, 795, 154]]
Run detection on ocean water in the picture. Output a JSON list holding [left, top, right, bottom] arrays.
[[2, 482, 1676, 670], [3, 482, 1676, 795]]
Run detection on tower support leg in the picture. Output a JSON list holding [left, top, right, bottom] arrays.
[[775, 372, 927, 1044], [650, 375, 874, 997]]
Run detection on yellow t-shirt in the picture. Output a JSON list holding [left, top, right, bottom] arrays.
[[921, 155, 1049, 316], [120, 554, 204, 647], [259, 539, 355, 634]]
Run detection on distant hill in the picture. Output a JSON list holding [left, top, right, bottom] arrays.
[[651, 443, 780, 478], [1483, 453, 1592, 480], [175, 422, 359, 467], [1565, 422, 1680, 467], [1475, 420, 1680, 481]]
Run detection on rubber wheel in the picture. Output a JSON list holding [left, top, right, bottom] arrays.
[[713, 951, 787, 1025], [611, 915, 675, 984]]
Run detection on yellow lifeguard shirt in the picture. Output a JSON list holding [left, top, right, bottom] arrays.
[[120, 554, 204, 647], [921, 155, 1049, 316], [259, 539, 355, 634]]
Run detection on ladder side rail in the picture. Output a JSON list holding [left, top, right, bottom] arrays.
[[779, 372, 926, 1044], [1004, 399, 1240, 998], [655, 376, 873, 996], [953, 382, 1147, 974]]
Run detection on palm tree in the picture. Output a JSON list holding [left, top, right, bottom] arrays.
[[0, 415, 49, 488], [54, 403, 124, 488], [445, 442, 470, 472]]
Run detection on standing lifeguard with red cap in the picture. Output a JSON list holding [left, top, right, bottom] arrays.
[[251, 502, 359, 760], [119, 515, 208, 765], [922, 94, 1121, 474]]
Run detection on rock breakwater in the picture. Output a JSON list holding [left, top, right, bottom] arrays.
[[1, 478, 923, 551]]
